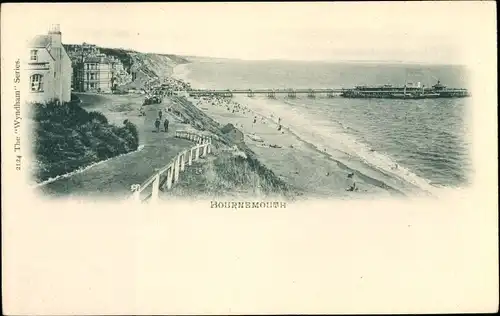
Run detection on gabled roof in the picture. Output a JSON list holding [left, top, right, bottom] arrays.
[[28, 35, 51, 48]]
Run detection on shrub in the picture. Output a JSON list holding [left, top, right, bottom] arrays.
[[33, 100, 140, 182], [88, 111, 109, 124]]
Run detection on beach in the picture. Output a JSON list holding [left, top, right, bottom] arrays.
[[172, 64, 420, 199]]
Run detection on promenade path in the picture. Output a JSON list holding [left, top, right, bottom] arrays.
[[38, 93, 193, 199]]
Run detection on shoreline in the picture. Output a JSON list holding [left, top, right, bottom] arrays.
[[172, 63, 427, 198]]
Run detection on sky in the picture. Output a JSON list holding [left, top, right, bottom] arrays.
[[2, 2, 495, 64]]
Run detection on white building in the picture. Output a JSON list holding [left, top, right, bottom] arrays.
[[25, 24, 72, 104], [80, 55, 114, 92]]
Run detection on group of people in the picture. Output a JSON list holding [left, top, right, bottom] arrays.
[[163, 77, 191, 92], [154, 109, 169, 133], [187, 86, 361, 192]]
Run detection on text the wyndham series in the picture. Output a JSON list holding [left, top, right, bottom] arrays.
[[14, 59, 22, 171]]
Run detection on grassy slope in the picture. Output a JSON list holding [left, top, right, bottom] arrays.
[[164, 95, 299, 200]]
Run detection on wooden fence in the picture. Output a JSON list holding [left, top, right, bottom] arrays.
[[130, 131, 212, 203]]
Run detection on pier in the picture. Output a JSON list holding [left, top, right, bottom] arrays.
[[158, 81, 470, 99], [161, 86, 470, 99], [183, 88, 344, 98]]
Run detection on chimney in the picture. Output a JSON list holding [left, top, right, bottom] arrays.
[[48, 24, 62, 48]]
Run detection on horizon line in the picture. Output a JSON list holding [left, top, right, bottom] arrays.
[[63, 42, 467, 67]]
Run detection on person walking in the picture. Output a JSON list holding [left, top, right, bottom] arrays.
[[154, 117, 160, 133], [163, 118, 169, 132], [158, 110, 163, 120]]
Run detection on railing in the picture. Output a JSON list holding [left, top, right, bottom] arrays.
[[130, 131, 213, 203]]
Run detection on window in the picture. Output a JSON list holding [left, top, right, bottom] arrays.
[[30, 74, 43, 92], [30, 50, 38, 61]]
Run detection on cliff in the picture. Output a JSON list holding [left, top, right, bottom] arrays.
[[64, 44, 190, 91]]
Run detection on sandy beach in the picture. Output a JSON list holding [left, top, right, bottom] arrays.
[[198, 95, 400, 198], [171, 64, 405, 199]]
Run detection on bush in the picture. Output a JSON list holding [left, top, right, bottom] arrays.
[[33, 100, 140, 182], [88, 111, 109, 124]]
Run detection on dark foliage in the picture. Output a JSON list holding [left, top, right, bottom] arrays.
[[33, 101, 139, 182], [97, 47, 134, 72]]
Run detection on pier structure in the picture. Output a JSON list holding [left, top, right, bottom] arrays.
[[266, 90, 276, 99], [187, 88, 345, 98], [222, 89, 233, 98], [179, 87, 469, 99], [287, 89, 297, 99]]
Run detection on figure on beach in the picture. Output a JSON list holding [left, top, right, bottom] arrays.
[[346, 172, 357, 191], [154, 117, 160, 132], [163, 118, 169, 132], [158, 110, 163, 120]]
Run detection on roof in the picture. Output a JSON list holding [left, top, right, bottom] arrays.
[[28, 35, 51, 48]]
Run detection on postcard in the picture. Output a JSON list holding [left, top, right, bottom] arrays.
[[1, 2, 498, 314]]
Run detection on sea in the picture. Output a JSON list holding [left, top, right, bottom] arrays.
[[177, 59, 472, 192]]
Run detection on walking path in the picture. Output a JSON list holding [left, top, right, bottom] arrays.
[[38, 94, 194, 199]]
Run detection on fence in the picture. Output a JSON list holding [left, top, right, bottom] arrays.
[[130, 131, 213, 203]]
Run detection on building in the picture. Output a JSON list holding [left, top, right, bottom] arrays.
[[25, 24, 72, 104], [72, 53, 118, 93], [81, 55, 114, 92]]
